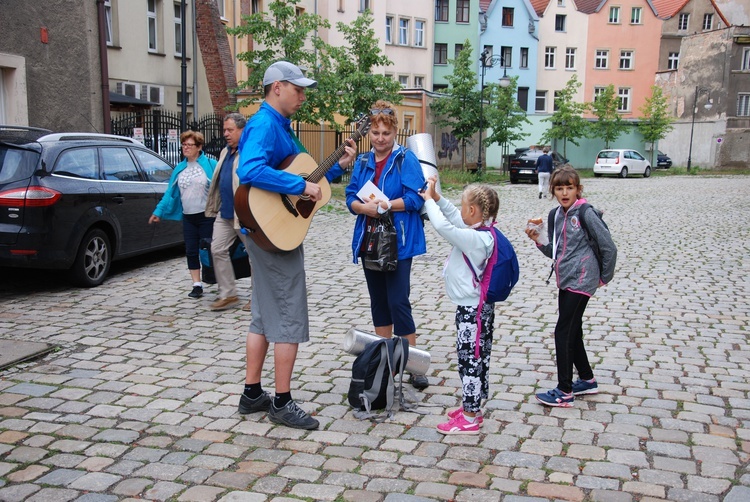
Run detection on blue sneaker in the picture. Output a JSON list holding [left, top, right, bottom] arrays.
[[572, 378, 599, 396], [536, 388, 574, 407]]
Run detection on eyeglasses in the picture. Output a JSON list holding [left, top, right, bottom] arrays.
[[370, 108, 394, 116], [181, 143, 197, 147]]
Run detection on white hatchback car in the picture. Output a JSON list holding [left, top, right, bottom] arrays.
[[593, 149, 652, 178]]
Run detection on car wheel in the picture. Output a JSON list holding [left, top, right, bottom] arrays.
[[619, 167, 628, 178], [594, 173, 602, 178], [69, 228, 111, 287], [510, 177, 518, 184], [643, 166, 651, 178]]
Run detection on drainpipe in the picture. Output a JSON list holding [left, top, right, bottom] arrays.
[[96, 0, 111, 133], [192, 0, 198, 119]]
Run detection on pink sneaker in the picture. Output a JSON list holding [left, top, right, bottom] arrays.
[[447, 407, 484, 425], [437, 413, 480, 435]]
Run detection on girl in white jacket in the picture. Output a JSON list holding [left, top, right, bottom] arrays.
[[421, 176, 499, 435]]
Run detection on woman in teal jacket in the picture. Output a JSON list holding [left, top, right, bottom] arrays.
[[344, 100, 429, 389], [149, 131, 217, 299]]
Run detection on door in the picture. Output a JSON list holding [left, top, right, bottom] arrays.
[[99, 147, 154, 255]]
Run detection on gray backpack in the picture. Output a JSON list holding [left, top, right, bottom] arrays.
[[347, 337, 408, 419]]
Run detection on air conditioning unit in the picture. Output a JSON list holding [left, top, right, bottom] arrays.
[[141, 85, 164, 105], [116, 82, 140, 99]]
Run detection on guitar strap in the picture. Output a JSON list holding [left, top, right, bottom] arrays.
[[288, 126, 308, 155]]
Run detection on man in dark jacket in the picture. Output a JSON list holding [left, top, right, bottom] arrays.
[[536, 148, 554, 199]]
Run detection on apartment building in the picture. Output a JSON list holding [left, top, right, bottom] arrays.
[[434, 0, 482, 90]]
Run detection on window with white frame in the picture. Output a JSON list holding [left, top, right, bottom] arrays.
[[593, 86, 606, 102], [545, 47, 556, 69], [557, 0, 564, 5], [609, 6, 620, 23], [415, 20, 425, 47], [595, 50, 609, 69], [253, 0, 262, 14], [456, 0, 470, 23], [631, 7, 642, 24], [742, 48, 750, 70], [435, 0, 448, 22], [173, 3, 183, 55], [216, 0, 225, 19], [147, 0, 158, 52], [454, 43, 464, 59], [618, 87, 631, 111], [403, 114, 414, 131], [414, 76, 424, 88], [520, 47, 529, 68], [619, 50, 633, 70], [359, 0, 370, 13], [399, 18, 409, 45], [738, 93, 750, 116], [398, 75, 409, 87], [435, 43, 448, 65], [501, 46, 512, 67], [385, 16, 393, 44], [553, 90, 562, 111], [668, 52, 679, 70], [535, 90, 547, 112], [0, 69, 6, 124], [565, 48, 576, 69], [555, 15, 566, 32], [104, 0, 113, 46], [337, 0, 344, 12], [678, 13, 689, 30], [703, 13, 713, 30]]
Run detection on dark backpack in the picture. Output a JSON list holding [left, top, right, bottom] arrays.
[[348, 336, 409, 417], [547, 203, 608, 271], [463, 226, 520, 304]]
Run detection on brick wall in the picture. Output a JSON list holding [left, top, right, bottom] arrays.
[[195, 0, 237, 114]]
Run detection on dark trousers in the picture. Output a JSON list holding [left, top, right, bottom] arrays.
[[182, 212, 215, 271], [362, 257, 415, 336], [555, 289, 593, 393]]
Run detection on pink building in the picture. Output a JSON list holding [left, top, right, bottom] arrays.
[[581, 0, 665, 118]]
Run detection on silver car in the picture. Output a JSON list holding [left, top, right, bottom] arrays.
[[593, 149, 652, 178]]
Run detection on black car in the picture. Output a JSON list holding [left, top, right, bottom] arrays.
[[0, 126, 183, 286], [508, 149, 570, 184], [657, 150, 672, 168]]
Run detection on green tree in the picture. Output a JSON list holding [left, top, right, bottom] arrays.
[[430, 40, 481, 170], [540, 74, 588, 158], [588, 84, 628, 148], [326, 10, 402, 126], [638, 85, 674, 166], [484, 77, 531, 170], [227, 0, 331, 124]]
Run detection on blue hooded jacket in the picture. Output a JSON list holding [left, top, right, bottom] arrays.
[[345, 144, 426, 263]]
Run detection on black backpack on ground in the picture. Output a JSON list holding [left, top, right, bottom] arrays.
[[348, 336, 409, 418]]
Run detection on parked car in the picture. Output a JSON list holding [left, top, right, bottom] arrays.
[[657, 150, 672, 168], [508, 149, 570, 184], [593, 149, 652, 178], [0, 126, 184, 287]]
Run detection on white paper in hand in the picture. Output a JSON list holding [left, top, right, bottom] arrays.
[[356, 181, 389, 203]]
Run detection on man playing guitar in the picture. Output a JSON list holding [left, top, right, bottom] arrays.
[[235, 61, 357, 430]]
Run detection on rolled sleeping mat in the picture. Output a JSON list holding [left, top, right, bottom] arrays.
[[343, 327, 431, 376], [406, 133, 441, 196]]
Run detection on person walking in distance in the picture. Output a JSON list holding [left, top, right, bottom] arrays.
[[536, 147, 554, 199], [149, 131, 216, 299], [235, 61, 353, 430], [205, 113, 251, 311]]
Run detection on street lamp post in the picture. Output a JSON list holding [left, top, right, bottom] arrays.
[[686, 86, 713, 173], [477, 49, 511, 174]]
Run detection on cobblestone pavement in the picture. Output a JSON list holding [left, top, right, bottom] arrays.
[[1, 175, 749, 502]]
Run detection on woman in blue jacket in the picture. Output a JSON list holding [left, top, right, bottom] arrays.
[[344, 100, 429, 389], [149, 131, 217, 299]]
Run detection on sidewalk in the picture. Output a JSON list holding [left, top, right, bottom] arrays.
[[1, 175, 749, 501]]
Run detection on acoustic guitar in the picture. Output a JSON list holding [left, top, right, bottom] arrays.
[[234, 116, 371, 252]]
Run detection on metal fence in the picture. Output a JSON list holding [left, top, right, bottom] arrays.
[[111, 110, 415, 182]]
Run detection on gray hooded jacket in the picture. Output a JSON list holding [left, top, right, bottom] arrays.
[[537, 199, 617, 296]]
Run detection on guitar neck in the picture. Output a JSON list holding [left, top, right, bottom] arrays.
[[306, 130, 363, 183]]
